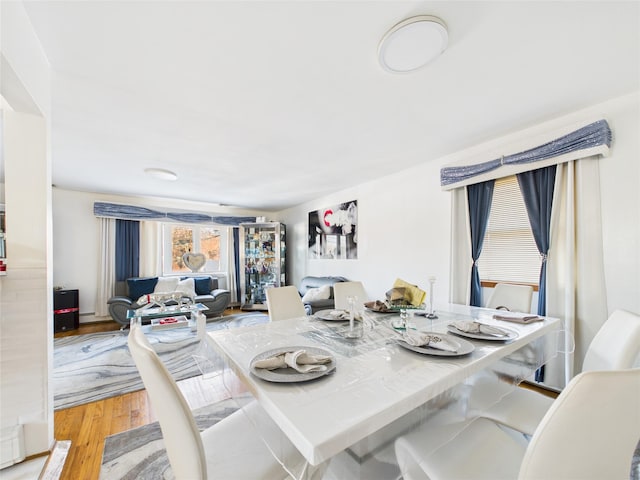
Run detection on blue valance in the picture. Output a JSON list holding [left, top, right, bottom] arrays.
[[440, 119, 612, 189], [94, 202, 256, 226]]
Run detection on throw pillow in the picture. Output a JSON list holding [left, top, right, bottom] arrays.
[[127, 277, 158, 302], [175, 277, 196, 298], [193, 276, 213, 296], [301, 284, 331, 303], [127, 277, 158, 300], [154, 276, 180, 293]]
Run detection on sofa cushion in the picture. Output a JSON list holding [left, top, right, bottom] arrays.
[[299, 276, 348, 298], [301, 285, 331, 303], [127, 277, 158, 300], [175, 277, 196, 298], [154, 276, 180, 293], [193, 276, 213, 295]]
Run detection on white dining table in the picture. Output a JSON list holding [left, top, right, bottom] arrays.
[[206, 303, 561, 478]]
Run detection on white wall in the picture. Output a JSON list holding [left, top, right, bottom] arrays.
[[0, 1, 53, 463], [279, 157, 452, 308], [52, 188, 268, 319], [279, 93, 640, 325], [598, 95, 640, 315]]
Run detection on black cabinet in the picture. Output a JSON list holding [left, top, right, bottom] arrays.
[[54, 289, 79, 333]]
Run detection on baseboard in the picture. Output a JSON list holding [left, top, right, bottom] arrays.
[[79, 313, 111, 324]]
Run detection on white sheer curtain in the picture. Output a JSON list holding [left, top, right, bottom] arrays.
[[95, 217, 115, 317], [140, 221, 162, 277], [226, 227, 238, 304], [544, 157, 608, 389], [449, 187, 472, 305]]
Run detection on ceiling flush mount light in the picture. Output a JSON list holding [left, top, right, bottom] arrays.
[[144, 167, 178, 181], [378, 15, 448, 73]]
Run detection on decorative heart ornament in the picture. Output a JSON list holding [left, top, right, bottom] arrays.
[[182, 252, 206, 272]]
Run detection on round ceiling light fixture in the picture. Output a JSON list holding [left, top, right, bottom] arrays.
[[378, 15, 448, 73], [144, 167, 178, 181]]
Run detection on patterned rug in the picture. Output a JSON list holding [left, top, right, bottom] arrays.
[[100, 398, 241, 479], [53, 313, 269, 410]]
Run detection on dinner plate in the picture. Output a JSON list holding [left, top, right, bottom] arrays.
[[447, 324, 518, 341], [250, 346, 336, 383], [314, 309, 351, 321], [365, 307, 397, 314], [397, 333, 475, 357]]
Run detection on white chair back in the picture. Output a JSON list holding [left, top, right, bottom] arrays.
[[265, 285, 306, 321], [127, 324, 207, 479], [519, 368, 640, 480], [582, 309, 640, 371], [486, 283, 533, 313], [333, 281, 368, 310]]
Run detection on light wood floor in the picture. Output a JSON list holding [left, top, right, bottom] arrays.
[[52, 308, 245, 480]]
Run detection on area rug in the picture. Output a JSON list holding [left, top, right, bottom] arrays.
[[100, 398, 241, 480], [53, 313, 269, 410]]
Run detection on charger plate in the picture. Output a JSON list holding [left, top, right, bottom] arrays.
[[397, 333, 475, 357], [250, 346, 336, 383], [447, 324, 518, 341], [314, 309, 351, 321]]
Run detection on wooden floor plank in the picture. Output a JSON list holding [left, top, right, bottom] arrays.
[[53, 309, 244, 479]]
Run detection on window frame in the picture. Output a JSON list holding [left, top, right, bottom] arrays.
[[161, 223, 228, 276]]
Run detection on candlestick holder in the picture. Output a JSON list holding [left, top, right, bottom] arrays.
[[426, 276, 438, 319]]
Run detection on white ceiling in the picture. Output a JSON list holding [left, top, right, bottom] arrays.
[[19, 1, 640, 211]]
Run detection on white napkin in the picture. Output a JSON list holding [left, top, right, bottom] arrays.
[[325, 310, 362, 321], [254, 349, 332, 373], [327, 310, 350, 320], [402, 331, 459, 352], [449, 321, 509, 337], [493, 312, 543, 324]]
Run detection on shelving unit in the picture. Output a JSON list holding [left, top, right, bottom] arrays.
[[239, 222, 286, 311]]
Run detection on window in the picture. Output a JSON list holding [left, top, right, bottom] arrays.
[[478, 175, 541, 285], [162, 224, 228, 274]]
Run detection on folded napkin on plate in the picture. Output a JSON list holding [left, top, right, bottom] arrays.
[[364, 300, 391, 312], [253, 349, 332, 373], [493, 312, 543, 324], [449, 321, 509, 337], [327, 310, 349, 320], [402, 331, 458, 352]]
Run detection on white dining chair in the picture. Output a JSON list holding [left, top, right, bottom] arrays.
[[477, 308, 640, 435], [127, 324, 304, 479], [333, 281, 368, 310], [265, 285, 307, 321], [485, 283, 533, 313], [395, 368, 640, 480]]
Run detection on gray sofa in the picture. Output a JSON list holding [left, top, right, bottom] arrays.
[[298, 276, 348, 314], [107, 275, 231, 327]]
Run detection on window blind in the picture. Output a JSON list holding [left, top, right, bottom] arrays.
[[478, 176, 541, 284]]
